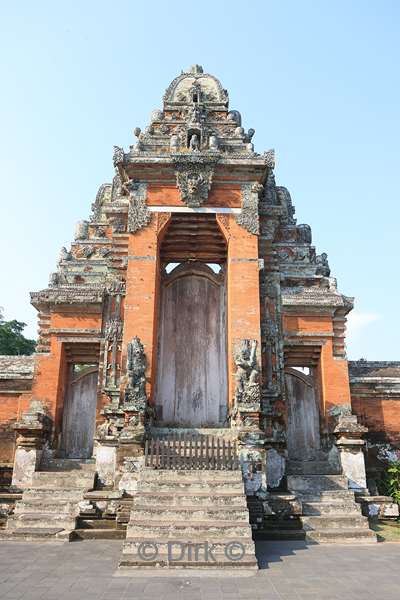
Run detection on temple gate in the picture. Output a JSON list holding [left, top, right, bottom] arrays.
[[3, 65, 377, 551]]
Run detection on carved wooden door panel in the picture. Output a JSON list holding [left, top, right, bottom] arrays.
[[60, 367, 98, 459], [156, 263, 227, 427], [285, 368, 321, 460]]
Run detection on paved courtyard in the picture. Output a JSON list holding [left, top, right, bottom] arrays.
[[0, 539, 399, 600]]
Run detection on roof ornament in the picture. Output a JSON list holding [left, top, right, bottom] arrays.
[[189, 64, 204, 74]]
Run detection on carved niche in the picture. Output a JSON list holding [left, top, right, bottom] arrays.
[[125, 181, 151, 233], [173, 154, 219, 208]]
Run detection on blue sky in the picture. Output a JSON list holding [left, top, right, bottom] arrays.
[[0, 1, 399, 359]]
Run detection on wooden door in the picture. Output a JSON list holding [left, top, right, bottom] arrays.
[[60, 366, 98, 459], [285, 368, 320, 460], [155, 263, 227, 427]]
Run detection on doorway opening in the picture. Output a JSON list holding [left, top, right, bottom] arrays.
[[155, 214, 227, 427], [60, 343, 99, 459]]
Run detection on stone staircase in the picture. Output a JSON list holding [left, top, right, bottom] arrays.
[[120, 469, 258, 572], [1, 459, 95, 541], [288, 473, 377, 544]]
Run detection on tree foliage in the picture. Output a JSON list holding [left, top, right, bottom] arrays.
[[0, 314, 36, 355]]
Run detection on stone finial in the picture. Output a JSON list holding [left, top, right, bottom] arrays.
[[189, 64, 203, 74]]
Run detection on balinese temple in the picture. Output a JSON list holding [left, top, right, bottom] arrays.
[[1, 65, 399, 566]]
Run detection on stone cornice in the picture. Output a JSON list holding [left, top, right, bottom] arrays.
[[30, 285, 105, 309]]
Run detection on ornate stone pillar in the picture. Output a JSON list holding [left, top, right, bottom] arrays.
[[11, 400, 51, 489], [231, 338, 266, 495]]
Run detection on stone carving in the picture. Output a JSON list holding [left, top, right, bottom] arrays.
[[234, 339, 260, 405], [111, 217, 126, 233], [297, 223, 312, 244], [104, 318, 123, 341], [236, 183, 263, 235], [246, 128, 255, 142], [58, 247, 72, 263], [113, 145, 124, 167], [173, 154, 219, 208], [260, 219, 278, 240], [262, 170, 278, 206], [74, 220, 89, 240], [227, 110, 241, 125], [170, 134, 179, 151], [111, 174, 123, 200], [97, 247, 112, 258], [276, 187, 296, 225], [75, 244, 96, 259], [263, 149, 275, 168], [189, 133, 200, 151], [126, 181, 150, 233], [276, 247, 310, 263], [125, 337, 147, 410], [95, 418, 119, 440], [209, 134, 219, 150], [91, 183, 111, 222], [316, 252, 331, 276]]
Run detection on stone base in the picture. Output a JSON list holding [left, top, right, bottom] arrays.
[[356, 495, 400, 520]]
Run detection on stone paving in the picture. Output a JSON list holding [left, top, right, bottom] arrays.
[[0, 540, 399, 599]]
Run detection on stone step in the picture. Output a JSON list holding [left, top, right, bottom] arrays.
[[77, 518, 116, 529], [14, 500, 78, 515], [135, 491, 246, 507], [23, 488, 84, 501], [127, 521, 252, 538], [302, 501, 362, 516], [299, 490, 356, 501], [0, 527, 68, 541], [118, 557, 258, 570], [287, 474, 348, 493], [131, 506, 248, 521], [305, 528, 377, 543], [140, 470, 241, 482], [301, 515, 371, 530], [254, 529, 306, 541], [122, 538, 256, 556], [72, 528, 125, 540], [7, 513, 77, 530], [40, 459, 96, 472], [32, 471, 95, 490], [139, 481, 244, 493]]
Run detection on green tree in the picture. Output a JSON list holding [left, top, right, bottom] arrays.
[[0, 314, 36, 355]]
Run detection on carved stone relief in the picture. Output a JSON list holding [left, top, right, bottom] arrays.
[[173, 154, 219, 208], [126, 181, 151, 233], [236, 183, 263, 235], [124, 336, 147, 411], [234, 339, 261, 405]]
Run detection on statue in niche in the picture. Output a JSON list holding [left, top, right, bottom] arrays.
[[316, 252, 331, 276], [234, 339, 260, 405], [125, 336, 147, 410], [189, 133, 200, 151]]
